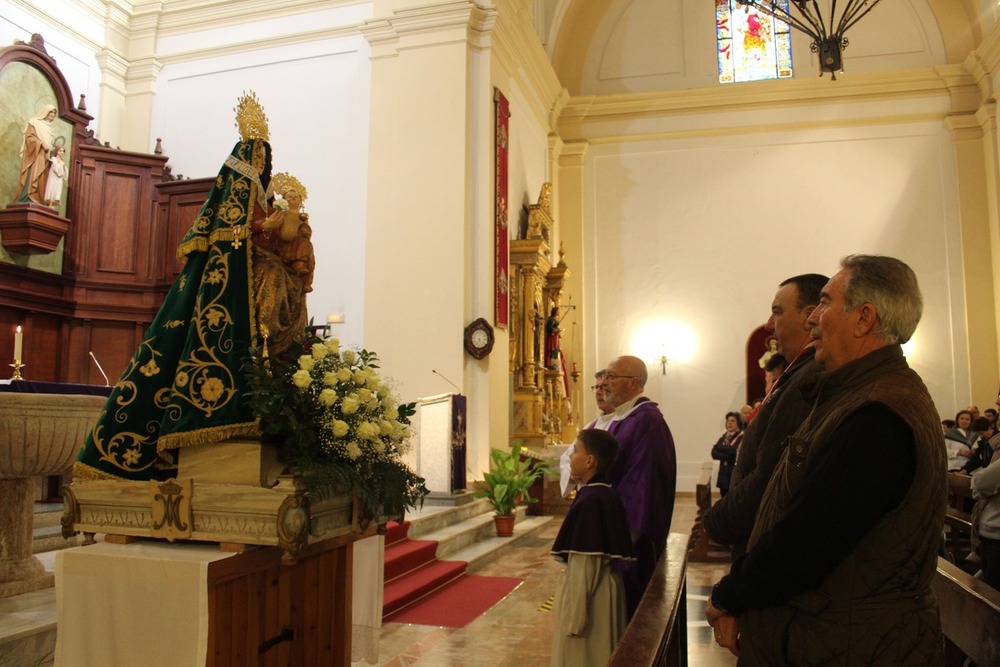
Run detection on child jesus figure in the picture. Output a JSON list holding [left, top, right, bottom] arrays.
[[550, 429, 635, 667]]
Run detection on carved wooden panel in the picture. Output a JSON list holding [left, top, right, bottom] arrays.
[[154, 177, 213, 279], [95, 171, 143, 274]]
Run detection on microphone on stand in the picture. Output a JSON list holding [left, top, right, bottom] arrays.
[[89, 351, 110, 387], [431, 369, 461, 394]]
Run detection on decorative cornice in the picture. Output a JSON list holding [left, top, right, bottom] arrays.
[[557, 68, 956, 142], [361, 1, 489, 58], [95, 48, 129, 78]]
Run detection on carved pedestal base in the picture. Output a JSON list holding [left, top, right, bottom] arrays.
[[0, 203, 70, 254], [0, 477, 49, 598], [63, 441, 361, 562]]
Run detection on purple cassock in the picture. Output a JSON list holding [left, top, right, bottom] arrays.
[[606, 397, 677, 618], [551, 476, 636, 563]]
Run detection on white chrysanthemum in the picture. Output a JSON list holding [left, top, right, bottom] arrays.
[[336, 367, 353, 383], [311, 343, 328, 360], [341, 395, 360, 415], [325, 338, 340, 355], [292, 369, 312, 389], [342, 349, 356, 365], [319, 388, 337, 407], [332, 419, 349, 437], [345, 442, 362, 460], [298, 355, 315, 371]]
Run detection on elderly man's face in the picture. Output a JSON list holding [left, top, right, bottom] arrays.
[[593, 375, 612, 414], [807, 269, 859, 372], [602, 358, 641, 409]]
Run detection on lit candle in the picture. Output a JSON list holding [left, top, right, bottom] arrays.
[[572, 361, 578, 373], [13, 325, 22, 361]]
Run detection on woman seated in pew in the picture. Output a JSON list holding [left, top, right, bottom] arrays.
[[946, 409, 977, 471]]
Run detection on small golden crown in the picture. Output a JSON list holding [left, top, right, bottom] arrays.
[[272, 172, 308, 201], [234, 91, 270, 141]]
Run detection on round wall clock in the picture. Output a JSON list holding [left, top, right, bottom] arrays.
[[464, 317, 495, 360]]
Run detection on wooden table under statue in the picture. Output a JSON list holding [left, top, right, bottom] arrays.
[[56, 440, 373, 667]]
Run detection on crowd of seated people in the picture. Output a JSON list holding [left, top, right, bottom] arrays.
[[945, 397, 1000, 590]]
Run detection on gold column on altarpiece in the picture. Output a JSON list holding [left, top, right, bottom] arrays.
[[508, 183, 569, 448]]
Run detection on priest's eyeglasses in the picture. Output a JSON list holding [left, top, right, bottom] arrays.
[[603, 372, 637, 381]]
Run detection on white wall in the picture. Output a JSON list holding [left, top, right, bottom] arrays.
[[586, 116, 968, 491], [0, 1, 103, 124], [152, 22, 373, 349]]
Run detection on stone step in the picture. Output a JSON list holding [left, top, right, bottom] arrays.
[[0, 583, 56, 667], [402, 500, 552, 570], [31, 511, 83, 555]]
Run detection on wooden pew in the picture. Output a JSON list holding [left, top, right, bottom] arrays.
[[944, 473, 977, 571], [933, 557, 1000, 667], [687, 462, 731, 563], [609, 533, 688, 667]]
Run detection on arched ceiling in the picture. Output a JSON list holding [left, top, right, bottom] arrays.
[[546, 0, 989, 97]]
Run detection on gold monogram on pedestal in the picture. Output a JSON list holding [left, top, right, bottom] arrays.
[[62, 438, 365, 562]]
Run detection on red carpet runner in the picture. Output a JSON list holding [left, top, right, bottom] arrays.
[[382, 520, 523, 628]]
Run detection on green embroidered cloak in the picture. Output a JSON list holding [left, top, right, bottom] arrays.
[[74, 137, 273, 481]]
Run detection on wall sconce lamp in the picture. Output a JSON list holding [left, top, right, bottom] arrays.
[[659, 355, 672, 375]]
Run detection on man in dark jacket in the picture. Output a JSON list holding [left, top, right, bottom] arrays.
[[703, 273, 827, 558], [707, 255, 946, 666]]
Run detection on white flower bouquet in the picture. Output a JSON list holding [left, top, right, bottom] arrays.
[[246, 335, 427, 521]]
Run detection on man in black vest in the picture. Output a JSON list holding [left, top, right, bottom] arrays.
[[703, 273, 827, 559], [707, 255, 946, 665]]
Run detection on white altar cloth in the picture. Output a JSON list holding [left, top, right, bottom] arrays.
[[55, 542, 235, 667]]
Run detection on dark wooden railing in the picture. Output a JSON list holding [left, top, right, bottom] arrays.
[[934, 557, 1000, 666], [609, 533, 688, 667]]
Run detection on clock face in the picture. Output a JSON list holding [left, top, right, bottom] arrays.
[[464, 318, 494, 359]]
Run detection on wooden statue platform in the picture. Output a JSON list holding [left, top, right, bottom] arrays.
[[62, 440, 363, 562]]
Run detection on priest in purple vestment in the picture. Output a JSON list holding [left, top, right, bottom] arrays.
[[601, 355, 677, 618]]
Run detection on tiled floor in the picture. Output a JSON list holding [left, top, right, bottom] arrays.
[[366, 496, 737, 667]]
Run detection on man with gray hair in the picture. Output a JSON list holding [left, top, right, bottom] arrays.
[[707, 255, 946, 665]]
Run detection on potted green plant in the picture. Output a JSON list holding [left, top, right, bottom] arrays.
[[474, 443, 554, 536]]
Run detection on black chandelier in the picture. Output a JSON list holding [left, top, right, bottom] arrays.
[[736, 0, 885, 79]]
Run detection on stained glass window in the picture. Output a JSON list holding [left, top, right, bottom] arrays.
[[717, 0, 793, 83]]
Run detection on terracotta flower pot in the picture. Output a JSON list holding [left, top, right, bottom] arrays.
[[493, 514, 516, 537]]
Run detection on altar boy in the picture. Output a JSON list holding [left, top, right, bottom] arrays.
[[550, 429, 635, 667]]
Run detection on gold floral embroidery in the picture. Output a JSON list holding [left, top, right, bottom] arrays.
[[168, 245, 239, 419]]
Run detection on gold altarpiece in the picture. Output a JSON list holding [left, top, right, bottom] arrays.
[[509, 183, 570, 448]]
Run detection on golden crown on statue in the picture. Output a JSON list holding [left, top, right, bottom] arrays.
[[234, 90, 270, 142], [271, 172, 308, 201]]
